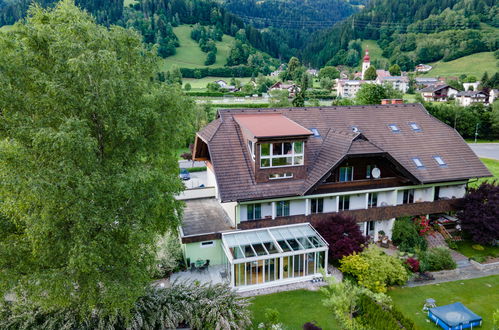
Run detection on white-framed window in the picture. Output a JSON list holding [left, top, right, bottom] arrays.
[[269, 172, 293, 180], [200, 241, 214, 248], [403, 189, 414, 204], [311, 198, 324, 214], [368, 193, 378, 208], [260, 142, 304, 168], [339, 166, 354, 182], [276, 201, 290, 217], [433, 155, 447, 166], [247, 140, 255, 160], [339, 195, 350, 211], [246, 203, 261, 220]]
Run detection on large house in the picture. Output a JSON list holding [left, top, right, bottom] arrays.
[[336, 79, 374, 98], [179, 104, 491, 291], [455, 91, 487, 106], [377, 76, 410, 93], [269, 82, 301, 97], [419, 84, 458, 102], [415, 77, 439, 88]]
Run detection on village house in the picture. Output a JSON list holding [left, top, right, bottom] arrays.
[[214, 80, 228, 88], [415, 77, 439, 88], [269, 82, 301, 97], [415, 64, 432, 73], [418, 84, 458, 102], [335, 79, 373, 98], [455, 91, 487, 106], [489, 89, 499, 104], [177, 104, 490, 291], [306, 69, 319, 77], [377, 76, 410, 93]]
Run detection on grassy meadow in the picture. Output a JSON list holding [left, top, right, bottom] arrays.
[[160, 25, 235, 71], [426, 52, 497, 78]]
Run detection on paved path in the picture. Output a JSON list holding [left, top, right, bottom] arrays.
[[468, 143, 499, 160], [178, 160, 206, 168]]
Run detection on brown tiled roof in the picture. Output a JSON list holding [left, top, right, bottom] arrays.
[[196, 104, 491, 202]]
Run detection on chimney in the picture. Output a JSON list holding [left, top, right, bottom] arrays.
[[381, 99, 404, 105]]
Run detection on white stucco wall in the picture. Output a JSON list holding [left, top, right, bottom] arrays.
[[349, 194, 366, 210], [290, 200, 306, 216], [377, 191, 395, 206], [414, 187, 433, 202], [323, 197, 337, 212], [221, 201, 237, 226], [439, 184, 466, 199], [396, 190, 404, 205]]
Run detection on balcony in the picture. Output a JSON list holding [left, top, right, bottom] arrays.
[[317, 177, 410, 193], [238, 198, 464, 230]]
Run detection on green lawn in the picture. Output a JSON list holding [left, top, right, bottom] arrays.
[[161, 25, 235, 71], [123, 0, 137, 7], [249, 289, 337, 329], [425, 52, 497, 78], [465, 139, 499, 143], [389, 275, 499, 330], [453, 240, 499, 260], [176, 147, 190, 160], [0, 25, 13, 32], [471, 158, 499, 187], [404, 94, 417, 103]]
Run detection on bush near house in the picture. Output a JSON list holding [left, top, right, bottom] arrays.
[[314, 214, 367, 261], [358, 294, 415, 330], [391, 217, 428, 253], [0, 283, 251, 330], [458, 182, 499, 246], [339, 245, 409, 293], [419, 247, 457, 272]]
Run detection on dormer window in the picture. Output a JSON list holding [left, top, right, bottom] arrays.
[[260, 142, 304, 168]]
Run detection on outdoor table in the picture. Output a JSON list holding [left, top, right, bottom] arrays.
[[195, 259, 205, 268]]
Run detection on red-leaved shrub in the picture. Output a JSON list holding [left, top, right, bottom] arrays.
[[314, 214, 367, 261], [405, 257, 420, 273]]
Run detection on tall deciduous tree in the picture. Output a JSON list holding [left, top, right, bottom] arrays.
[[388, 64, 401, 76], [0, 0, 194, 317], [363, 66, 377, 80]]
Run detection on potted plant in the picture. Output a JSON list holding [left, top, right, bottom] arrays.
[[378, 230, 389, 248]]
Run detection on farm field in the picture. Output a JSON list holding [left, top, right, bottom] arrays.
[[183, 76, 253, 90]]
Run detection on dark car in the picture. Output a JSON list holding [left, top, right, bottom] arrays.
[[179, 168, 191, 180]]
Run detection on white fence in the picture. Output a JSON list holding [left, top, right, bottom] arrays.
[[176, 187, 216, 200]]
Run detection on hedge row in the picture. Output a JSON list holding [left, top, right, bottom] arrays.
[[186, 91, 261, 97], [213, 103, 270, 108], [180, 66, 258, 78], [358, 294, 415, 330]]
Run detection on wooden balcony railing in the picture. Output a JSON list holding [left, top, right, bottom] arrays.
[[316, 177, 410, 193], [238, 198, 464, 230]]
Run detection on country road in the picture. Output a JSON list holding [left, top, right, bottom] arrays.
[[468, 143, 499, 160]]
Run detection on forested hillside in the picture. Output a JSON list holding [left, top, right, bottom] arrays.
[[301, 0, 498, 67]]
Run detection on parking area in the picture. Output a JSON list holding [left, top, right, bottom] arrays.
[[468, 143, 499, 160]]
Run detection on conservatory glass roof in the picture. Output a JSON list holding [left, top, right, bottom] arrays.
[[221, 223, 328, 261]]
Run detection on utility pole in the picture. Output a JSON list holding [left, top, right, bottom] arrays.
[[474, 122, 479, 143]]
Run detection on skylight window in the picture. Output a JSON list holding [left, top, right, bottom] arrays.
[[388, 124, 400, 133], [433, 156, 447, 166], [409, 122, 422, 132], [412, 158, 425, 168], [310, 128, 320, 137]]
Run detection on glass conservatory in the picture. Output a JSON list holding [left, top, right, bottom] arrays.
[[221, 223, 329, 289]]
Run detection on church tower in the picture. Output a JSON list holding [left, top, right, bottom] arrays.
[[361, 48, 370, 80]]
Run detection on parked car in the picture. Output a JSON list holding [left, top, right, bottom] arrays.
[[179, 168, 190, 180]]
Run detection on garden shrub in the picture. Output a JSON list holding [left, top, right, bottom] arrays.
[[392, 217, 427, 253], [404, 257, 420, 273], [458, 183, 499, 246], [151, 230, 184, 278], [0, 283, 251, 330], [303, 321, 322, 330], [419, 247, 457, 272], [314, 214, 367, 261], [339, 245, 409, 293], [358, 294, 415, 330]]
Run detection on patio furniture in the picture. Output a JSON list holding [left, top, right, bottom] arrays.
[[428, 302, 482, 330], [423, 298, 437, 311], [190, 262, 196, 272], [220, 270, 228, 282]]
